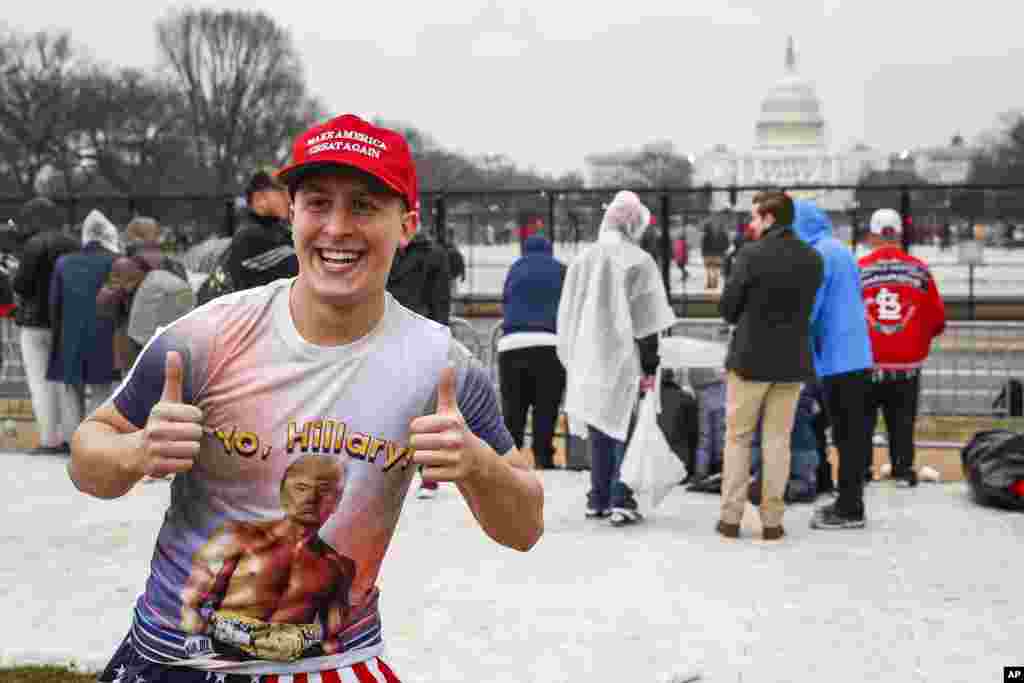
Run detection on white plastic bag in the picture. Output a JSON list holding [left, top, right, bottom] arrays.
[[620, 389, 687, 510]]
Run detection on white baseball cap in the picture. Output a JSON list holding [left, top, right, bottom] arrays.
[[869, 208, 902, 237]]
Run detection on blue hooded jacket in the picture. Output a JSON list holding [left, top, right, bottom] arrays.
[[502, 235, 566, 335], [793, 201, 873, 377]]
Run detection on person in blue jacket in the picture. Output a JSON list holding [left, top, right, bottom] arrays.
[[499, 235, 567, 470], [793, 200, 874, 530]]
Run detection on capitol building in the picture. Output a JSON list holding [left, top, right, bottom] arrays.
[[691, 38, 973, 211]]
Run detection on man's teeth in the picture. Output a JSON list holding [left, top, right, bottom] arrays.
[[320, 249, 361, 263]]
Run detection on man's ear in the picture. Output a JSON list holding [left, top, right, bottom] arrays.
[[398, 209, 419, 249]]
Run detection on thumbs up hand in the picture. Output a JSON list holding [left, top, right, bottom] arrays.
[[409, 365, 483, 484], [137, 351, 205, 478]]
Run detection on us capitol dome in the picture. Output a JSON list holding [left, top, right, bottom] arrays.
[[755, 37, 826, 150], [691, 38, 972, 211]]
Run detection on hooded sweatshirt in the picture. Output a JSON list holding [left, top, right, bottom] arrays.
[[81, 209, 121, 254], [792, 201, 873, 378], [501, 235, 566, 346], [386, 232, 451, 325]]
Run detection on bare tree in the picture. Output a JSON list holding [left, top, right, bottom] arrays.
[[72, 67, 201, 195], [969, 113, 1024, 219], [0, 29, 86, 196], [156, 8, 323, 193], [585, 141, 694, 189], [375, 119, 584, 192]]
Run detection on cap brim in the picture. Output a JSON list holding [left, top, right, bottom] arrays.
[[277, 161, 406, 202]]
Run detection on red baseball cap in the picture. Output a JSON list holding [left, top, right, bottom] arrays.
[[277, 114, 418, 211]]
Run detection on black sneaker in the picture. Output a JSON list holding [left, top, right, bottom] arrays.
[[895, 469, 918, 488], [585, 507, 611, 520], [810, 502, 865, 530]]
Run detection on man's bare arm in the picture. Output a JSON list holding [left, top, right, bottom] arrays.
[[69, 405, 147, 499], [180, 527, 240, 634], [69, 351, 203, 499], [457, 443, 544, 552], [410, 367, 544, 552], [321, 557, 358, 655]]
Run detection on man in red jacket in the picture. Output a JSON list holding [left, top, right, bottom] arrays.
[[859, 208, 946, 487]]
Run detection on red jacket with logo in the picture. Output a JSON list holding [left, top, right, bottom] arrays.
[[858, 246, 946, 369]]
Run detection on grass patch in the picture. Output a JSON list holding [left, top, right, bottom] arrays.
[[0, 667, 96, 683]]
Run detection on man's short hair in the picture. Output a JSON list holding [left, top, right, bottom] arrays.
[[751, 191, 794, 227], [125, 216, 161, 245], [280, 454, 347, 496], [288, 164, 410, 212], [18, 197, 61, 234], [245, 168, 287, 203]]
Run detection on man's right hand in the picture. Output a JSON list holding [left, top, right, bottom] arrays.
[[137, 351, 204, 478]]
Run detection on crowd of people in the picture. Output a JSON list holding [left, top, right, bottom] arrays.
[[498, 189, 947, 537], [0, 114, 949, 682], [7, 200, 193, 455]]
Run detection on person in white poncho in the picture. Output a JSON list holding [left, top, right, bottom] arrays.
[[557, 191, 677, 527]]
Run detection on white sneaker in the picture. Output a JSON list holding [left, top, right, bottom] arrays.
[[608, 508, 644, 527]]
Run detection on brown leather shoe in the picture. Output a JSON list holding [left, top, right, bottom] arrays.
[[762, 526, 785, 541], [716, 520, 740, 539]]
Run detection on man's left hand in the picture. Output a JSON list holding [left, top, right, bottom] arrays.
[[409, 366, 484, 483]]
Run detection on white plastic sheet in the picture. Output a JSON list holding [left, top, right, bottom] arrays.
[[620, 391, 687, 510], [659, 335, 728, 370]]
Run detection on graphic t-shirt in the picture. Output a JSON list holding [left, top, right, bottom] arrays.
[[112, 279, 512, 675]]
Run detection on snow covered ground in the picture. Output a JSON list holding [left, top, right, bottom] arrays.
[[1, 454, 1021, 682]]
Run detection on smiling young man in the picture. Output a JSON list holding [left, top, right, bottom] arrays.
[[70, 114, 544, 683]]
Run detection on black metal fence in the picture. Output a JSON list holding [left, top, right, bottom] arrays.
[[419, 184, 1024, 315], [3, 183, 1024, 308]]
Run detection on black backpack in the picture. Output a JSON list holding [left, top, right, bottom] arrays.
[[961, 429, 1024, 510], [195, 246, 236, 307]]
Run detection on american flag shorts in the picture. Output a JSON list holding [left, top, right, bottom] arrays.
[[98, 634, 402, 683]]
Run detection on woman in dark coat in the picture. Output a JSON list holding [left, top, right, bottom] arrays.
[[48, 209, 120, 428]]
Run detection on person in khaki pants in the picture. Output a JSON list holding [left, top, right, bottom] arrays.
[[716, 191, 823, 541]]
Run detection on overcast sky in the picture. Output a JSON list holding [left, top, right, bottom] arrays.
[[5, 1, 1022, 176]]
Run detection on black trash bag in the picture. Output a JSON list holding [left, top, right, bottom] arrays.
[[564, 434, 591, 471], [658, 375, 699, 473], [961, 429, 1024, 511]]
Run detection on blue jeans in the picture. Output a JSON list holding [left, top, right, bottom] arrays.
[[695, 382, 726, 476], [751, 444, 820, 499], [587, 425, 637, 511]]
